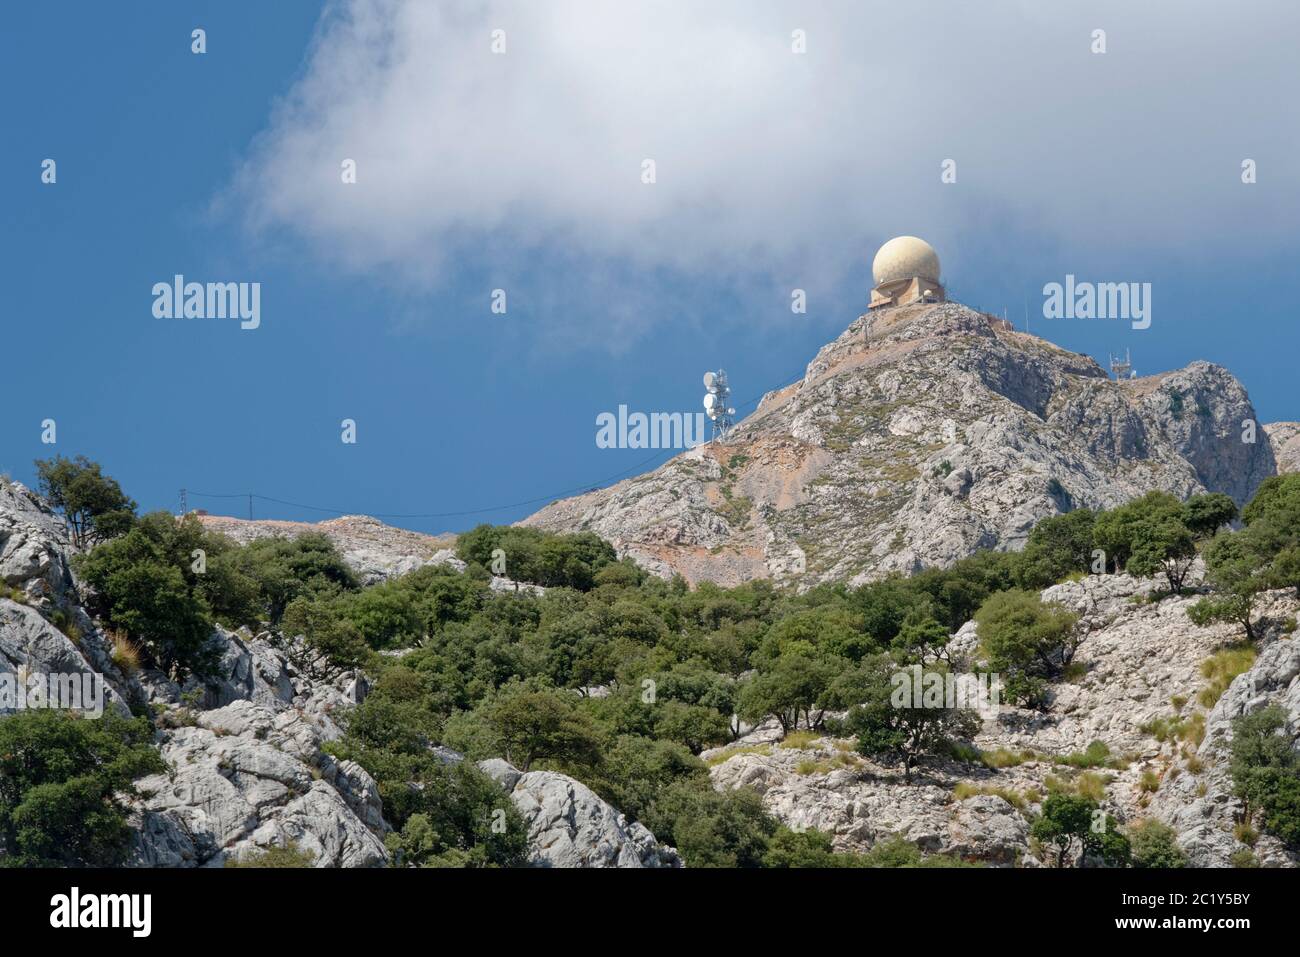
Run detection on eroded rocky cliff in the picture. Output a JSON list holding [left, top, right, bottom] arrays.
[[524, 302, 1284, 589]]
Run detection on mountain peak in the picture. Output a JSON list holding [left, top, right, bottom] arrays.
[[524, 299, 1281, 588]]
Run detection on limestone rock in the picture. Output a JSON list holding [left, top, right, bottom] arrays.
[[523, 302, 1275, 589], [127, 700, 389, 868], [1265, 422, 1300, 475], [0, 481, 77, 604], [195, 513, 458, 585], [0, 598, 130, 717], [477, 759, 680, 868]]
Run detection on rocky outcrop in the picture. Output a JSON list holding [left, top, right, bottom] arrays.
[[1266, 422, 1300, 475], [0, 481, 78, 604], [195, 513, 456, 585], [0, 598, 131, 718], [478, 758, 681, 868], [1149, 638, 1300, 867], [137, 625, 367, 735], [705, 568, 1300, 867], [127, 700, 388, 867], [523, 302, 1276, 589], [706, 738, 1029, 864]]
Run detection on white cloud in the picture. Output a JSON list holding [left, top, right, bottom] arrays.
[[228, 0, 1300, 329]]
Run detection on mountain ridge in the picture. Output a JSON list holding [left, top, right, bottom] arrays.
[[523, 301, 1287, 589]]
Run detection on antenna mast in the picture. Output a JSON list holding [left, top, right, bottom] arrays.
[[703, 369, 736, 443], [1109, 348, 1134, 381]]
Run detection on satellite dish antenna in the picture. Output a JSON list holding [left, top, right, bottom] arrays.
[[703, 372, 717, 391], [703, 393, 717, 412]]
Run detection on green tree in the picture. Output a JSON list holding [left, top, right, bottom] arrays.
[[0, 711, 163, 867], [975, 589, 1080, 707], [1240, 475, 1300, 596], [76, 512, 224, 679], [1093, 491, 1197, 593], [455, 525, 616, 590], [642, 780, 776, 867], [736, 646, 839, 734], [652, 699, 730, 754], [589, 734, 706, 823], [235, 532, 358, 624], [1229, 704, 1300, 848], [1183, 493, 1238, 540], [1188, 531, 1267, 641], [890, 608, 952, 665], [1030, 794, 1096, 867], [482, 685, 603, 773], [844, 656, 981, 781], [1016, 509, 1096, 588], [34, 455, 136, 548]]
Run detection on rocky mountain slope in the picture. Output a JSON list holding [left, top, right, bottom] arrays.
[[705, 565, 1300, 867], [196, 513, 456, 585], [4, 471, 1296, 868], [0, 481, 671, 868], [1266, 422, 1300, 475], [524, 301, 1284, 589]]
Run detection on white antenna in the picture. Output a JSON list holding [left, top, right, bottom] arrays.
[[1109, 348, 1133, 381], [703, 369, 735, 442]]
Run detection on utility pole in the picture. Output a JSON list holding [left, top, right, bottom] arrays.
[[179, 488, 187, 516]]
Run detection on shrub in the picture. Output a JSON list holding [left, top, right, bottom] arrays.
[[225, 842, 317, 868], [1054, 740, 1115, 769], [1229, 704, 1300, 849], [1230, 848, 1260, 868], [107, 630, 142, 675], [1196, 646, 1256, 709], [952, 782, 1027, 811], [0, 710, 163, 866], [1128, 820, 1186, 868], [642, 780, 776, 868]]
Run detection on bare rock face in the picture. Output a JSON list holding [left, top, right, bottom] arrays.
[[1266, 422, 1300, 475], [127, 700, 388, 868], [0, 481, 77, 604], [195, 513, 457, 585], [0, 598, 132, 718], [1149, 637, 1300, 868], [523, 302, 1277, 589], [478, 758, 681, 868]]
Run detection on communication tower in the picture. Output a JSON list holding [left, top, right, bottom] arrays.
[[1109, 349, 1135, 381], [703, 370, 736, 443]]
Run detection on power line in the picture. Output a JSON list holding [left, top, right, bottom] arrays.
[[186, 366, 809, 522]]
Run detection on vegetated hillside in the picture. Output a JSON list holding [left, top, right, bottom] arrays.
[[4, 458, 1299, 870], [523, 301, 1283, 589]]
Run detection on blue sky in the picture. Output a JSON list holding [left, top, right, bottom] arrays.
[[3, 1, 1297, 535]]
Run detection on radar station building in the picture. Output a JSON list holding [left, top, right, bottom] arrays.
[[869, 236, 946, 309]]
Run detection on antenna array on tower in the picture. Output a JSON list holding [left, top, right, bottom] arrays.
[[703, 369, 736, 442], [1109, 349, 1135, 381]]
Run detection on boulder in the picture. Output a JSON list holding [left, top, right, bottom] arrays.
[[477, 759, 680, 868]]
